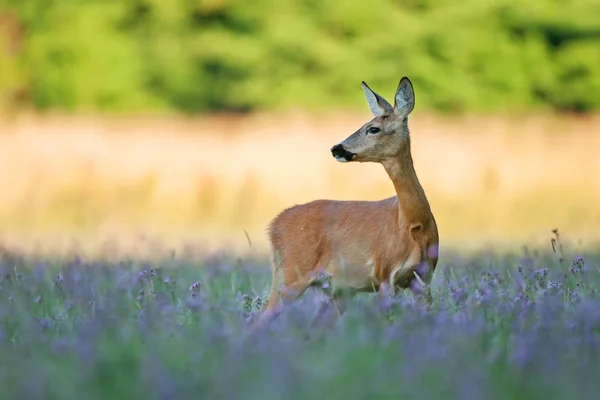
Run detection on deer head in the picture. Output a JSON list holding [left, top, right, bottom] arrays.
[[331, 77, 415, 163]]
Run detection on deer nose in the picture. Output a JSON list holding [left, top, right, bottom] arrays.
[[331, 144, 345, 158], [330, 144, 354, 162]]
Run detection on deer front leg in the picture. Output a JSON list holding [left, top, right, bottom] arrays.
[[410, 261, 433, 309], [378, 280, 395, 319]]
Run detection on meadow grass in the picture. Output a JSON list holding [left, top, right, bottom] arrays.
[[1, 112, 600, 255], [1, 231, 599, 399]]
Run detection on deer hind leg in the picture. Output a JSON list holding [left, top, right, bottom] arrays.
[[245, 259, 314, 337], [305, 288, 355, 340]]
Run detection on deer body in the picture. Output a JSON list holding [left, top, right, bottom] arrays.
[[247, 77, 439, 335]]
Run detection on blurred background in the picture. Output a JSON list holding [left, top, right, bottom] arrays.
[[0, 0, 599, 258]]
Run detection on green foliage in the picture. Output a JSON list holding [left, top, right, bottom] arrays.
[[1, 0, 600, 114]]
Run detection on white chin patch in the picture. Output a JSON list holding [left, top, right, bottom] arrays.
[[334, 156, 349, 163]]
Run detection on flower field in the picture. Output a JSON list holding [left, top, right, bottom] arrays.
[[1, 231, 599, 399]]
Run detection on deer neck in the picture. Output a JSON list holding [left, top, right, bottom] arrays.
[[381, 141, 431, 229]]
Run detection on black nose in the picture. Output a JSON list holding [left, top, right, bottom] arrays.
[[331, 144, 345, 158], [331, 144, 355, 160]]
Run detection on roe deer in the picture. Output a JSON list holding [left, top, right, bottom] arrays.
[[247, 77, 439, 335]]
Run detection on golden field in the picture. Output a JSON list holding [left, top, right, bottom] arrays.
[[0, 111, 599, 259]]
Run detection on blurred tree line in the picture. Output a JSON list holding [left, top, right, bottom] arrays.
[[1, 0, 599, 114]]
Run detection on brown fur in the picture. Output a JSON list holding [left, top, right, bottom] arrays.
[[246, 77, 439, 336]]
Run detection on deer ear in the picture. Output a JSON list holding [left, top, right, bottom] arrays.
[[393, 77, 415, 119], [362, 81, 393, 117]]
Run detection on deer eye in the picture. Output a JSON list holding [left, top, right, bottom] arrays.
[[367, 127, 381, 134]]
